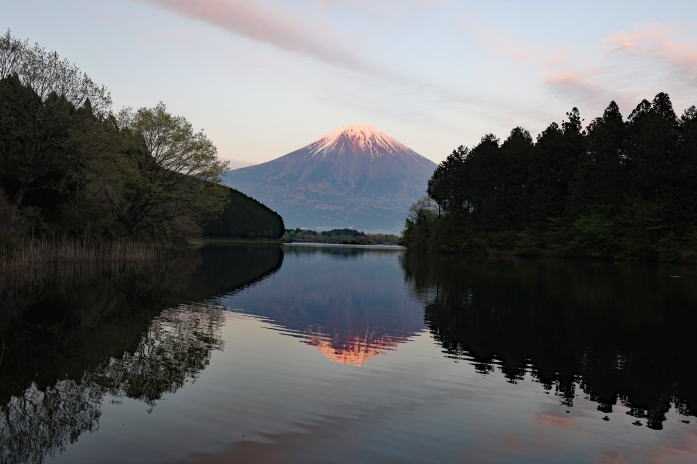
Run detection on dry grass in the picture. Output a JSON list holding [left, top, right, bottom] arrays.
[[0, 237, 163, 295], [1, 238, 160, 268]]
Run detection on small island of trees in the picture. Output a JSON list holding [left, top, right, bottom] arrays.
[[404, 93, 697, 262]]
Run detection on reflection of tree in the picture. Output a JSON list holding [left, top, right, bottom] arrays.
[[90, 304, 224, 405], [88, 304, 225, 406], [0, 246, 282, 404], [0, 245, 282, 463], [0, 380, 101, 464], [0, 304, 223, 464], [403, 252, 697, 430]]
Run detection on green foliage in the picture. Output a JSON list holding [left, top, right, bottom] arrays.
[[117, 103, 227, 182], [0, 32, 282, 246], [0, 29, 111, 114], [0, 74, 231, 243], [401, 197, 440, 248], [568, 208, 618, 257], [513, 228, 543, 256], [406, 93, 697, 262]]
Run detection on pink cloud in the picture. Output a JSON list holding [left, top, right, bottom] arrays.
[[460, 16, 568, 67], [535, 23, 697, 114], [604, 24, 697, 82], [134, 0, 495, 114], [541, 69, 612, 108], [545, 71, 587, 86], [465, 19, 697, 113], [136, 0, 374, 73], [311, 0, 440, 22], [604, 31, 643, 51]]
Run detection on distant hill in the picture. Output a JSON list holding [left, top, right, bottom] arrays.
[[222, 124, 436, 233], [203, 187, 284, 239]]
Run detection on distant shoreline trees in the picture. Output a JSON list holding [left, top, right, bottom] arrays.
[[284, 228, 400, 245], [404, 93, 697, 261]]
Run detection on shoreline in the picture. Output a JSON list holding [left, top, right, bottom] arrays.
[[284, 242, 405, 250], [193, 238, 404, 249]]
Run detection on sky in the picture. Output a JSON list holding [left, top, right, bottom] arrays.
[[3, 0, 697, 165]]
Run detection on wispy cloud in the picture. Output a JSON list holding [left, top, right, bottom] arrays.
[[550, 24, 697, 110], [605, 24, 697, 84], [460, 15, 570, 68], [311, 0, 441, 23], [541, 70, 611, 107], [465, 17, 697, 115], [136, 0, 492, 104], [136, 0, 376, 73], [134, 0, 530, 126]]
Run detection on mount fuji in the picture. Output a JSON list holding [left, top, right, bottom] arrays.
[[222, 124, 436, 233]]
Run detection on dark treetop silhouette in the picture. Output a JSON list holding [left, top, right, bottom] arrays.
[[405, 94, 697, 262]]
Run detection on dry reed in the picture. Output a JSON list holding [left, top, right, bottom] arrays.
[[0, 237, 163, 295]]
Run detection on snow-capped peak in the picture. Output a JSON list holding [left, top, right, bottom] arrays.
[[307, 124, 416, 158]]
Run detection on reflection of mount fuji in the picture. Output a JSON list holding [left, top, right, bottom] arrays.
[[220, 246, 424, 366], [305, 332, 400, 367]]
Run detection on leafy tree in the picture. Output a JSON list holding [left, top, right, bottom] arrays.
[[0, 34, 284, 248], [118, 103, 227, 182], [88, 103, 231, 241], [428, 145, 469, 215], [0, 30, 111, 114], [0, 75, 81, 216]]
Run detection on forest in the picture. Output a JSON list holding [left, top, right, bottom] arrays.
[[0, 31, 283, 264], [404, 93, 697, 261]]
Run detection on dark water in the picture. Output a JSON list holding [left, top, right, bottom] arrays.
[[1, 245, 697, 463]]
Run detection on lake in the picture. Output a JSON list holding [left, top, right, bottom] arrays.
[[1, 244, 697, 463]]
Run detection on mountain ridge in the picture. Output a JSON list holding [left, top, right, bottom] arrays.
[[223, 124, 436, 233]]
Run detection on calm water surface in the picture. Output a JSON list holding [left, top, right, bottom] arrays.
[[2, 245, 697, 463]]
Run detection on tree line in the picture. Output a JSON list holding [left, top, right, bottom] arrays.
[[404, 93, 697, 261], [0, 31, 283, 251], [284, 228, 401, 245]]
